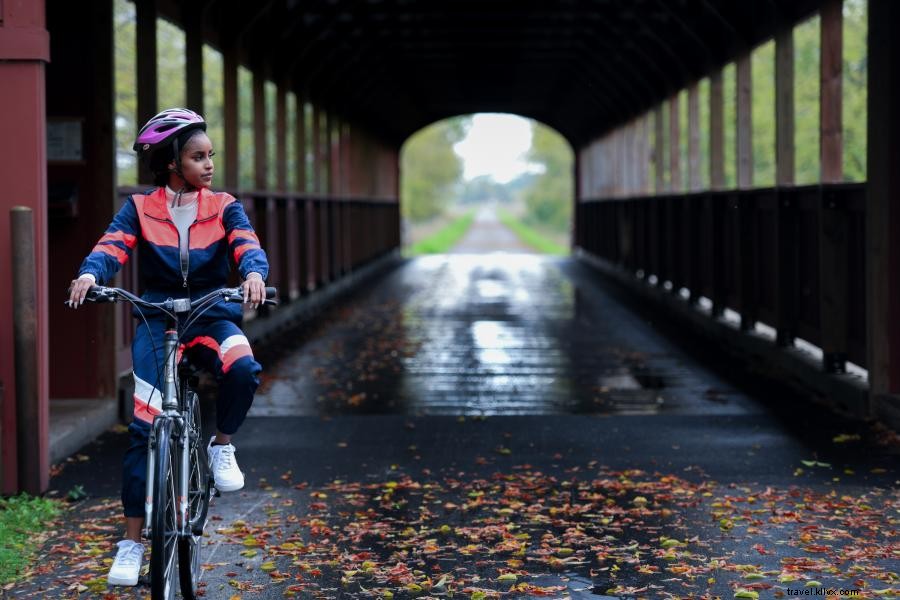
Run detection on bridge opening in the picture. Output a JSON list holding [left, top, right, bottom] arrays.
[[399, 113, 573, 256]]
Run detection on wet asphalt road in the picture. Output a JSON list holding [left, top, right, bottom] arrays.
[[14, 252, 900, 599]]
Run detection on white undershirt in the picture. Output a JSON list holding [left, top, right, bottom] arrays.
[[166, 187, 199, 263]]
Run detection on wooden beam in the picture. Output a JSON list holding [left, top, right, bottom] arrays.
[[687, 84, 701, 191], [669, 94, 681, 192], [775, 26, 795, 185], [135, 0, 158, 185], [736, 54, 753, 188], [820, 0, 843, 183], [710, 69, 725, 190]]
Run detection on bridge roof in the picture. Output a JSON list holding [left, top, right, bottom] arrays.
[[198, 0, 822, 145]]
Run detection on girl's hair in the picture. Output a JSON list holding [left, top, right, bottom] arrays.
[[147, 128, 206, 187]]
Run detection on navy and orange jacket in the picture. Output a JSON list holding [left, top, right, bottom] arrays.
[[78, 186, 268, 322]]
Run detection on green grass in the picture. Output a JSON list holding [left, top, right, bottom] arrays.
[[406, 211, 476, 255], [497, 209, 569, 255], [0, 494, 62, 584]]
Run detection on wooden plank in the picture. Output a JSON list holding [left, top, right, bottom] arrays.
[[305, 199, 317, 290], [223, 43, 238, 189], [820, 0, 843, 183], [736, 54, 753, 189], [709, 69, 725, 190], [669, 94, 681, 192], [819, 188, 849, 372], [775, 26, 795, 185], [775, 190, 798, 346], [135, 0, 158, 185], [687, 84, 701, 191]]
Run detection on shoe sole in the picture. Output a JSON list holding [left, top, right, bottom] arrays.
[[215, 482, 244, 492], [108, 575, 139, 586], [214, 476, 244, 492]]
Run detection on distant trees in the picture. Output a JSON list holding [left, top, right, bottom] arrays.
[[400, 117, 471, 223], [522, 123, 573, 233]]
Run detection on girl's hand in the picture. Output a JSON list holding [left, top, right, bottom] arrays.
[[242, 274, 265, 309], [68, 276, 94, 309]]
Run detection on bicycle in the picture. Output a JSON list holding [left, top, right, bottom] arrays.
[[79, 284, 277, 599]]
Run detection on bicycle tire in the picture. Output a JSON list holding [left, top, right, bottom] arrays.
[[178, 391, 210, 599], [149, 417, 178, 600]]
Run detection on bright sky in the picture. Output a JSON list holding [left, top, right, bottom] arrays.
[[453, 113, 536, 184]]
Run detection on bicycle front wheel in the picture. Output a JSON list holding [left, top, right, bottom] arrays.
[[179, 391, 210, 599], [149, 417, 178, 600]]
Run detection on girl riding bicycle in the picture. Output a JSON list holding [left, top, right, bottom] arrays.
[[67, 108, 269, 587]]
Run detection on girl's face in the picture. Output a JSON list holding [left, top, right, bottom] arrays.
[[170, 132, 215, 189]]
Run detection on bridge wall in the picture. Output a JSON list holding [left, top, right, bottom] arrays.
[[575, 0, 900, 427]]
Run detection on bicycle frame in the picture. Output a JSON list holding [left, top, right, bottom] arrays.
[[144, 299, 194, 542]]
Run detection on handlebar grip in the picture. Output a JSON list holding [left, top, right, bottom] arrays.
[[265, 287, 277, 300], [85, 286, 116, 303]]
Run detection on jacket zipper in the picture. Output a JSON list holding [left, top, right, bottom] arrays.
[[143, 192, 220, 290]]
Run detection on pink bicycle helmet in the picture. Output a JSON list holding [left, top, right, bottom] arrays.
[[133, 107, 206, 154]]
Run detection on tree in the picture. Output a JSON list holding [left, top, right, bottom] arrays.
[[523, 123, 573, 232], [401, 117, 470, 223]]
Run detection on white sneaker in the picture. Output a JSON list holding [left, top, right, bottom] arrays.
[[208, 436, 244, 492], [107, 539, 145, 586]]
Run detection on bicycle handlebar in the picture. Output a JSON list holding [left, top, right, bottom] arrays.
[[70, 285, 278, 312]]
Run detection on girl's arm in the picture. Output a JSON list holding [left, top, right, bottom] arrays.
[[223, 198, 269, 281], [77, 196, 141, 284]]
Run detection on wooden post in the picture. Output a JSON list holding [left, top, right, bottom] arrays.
[[868, 0, 900, 416], [710, 70, 725, 190], [821, 0, 843, 183], [819, 188, 849, 372], [253, 67, 267, 191], [641, 114, 650, 194], [669, 94, 681, 193], [818, 0, 847, 372], [276, 80, 287, 192], [654, 106, 665, 194], [135, 0, 158, 185], [295, 94, 307, 194], [311, 104, 321, 194], [736, 54, 753, 188], [775, 23, 797, 347], [223, 44, 238, 190], [687, 84, 701, 191], [775, 26, 795, 185], [184, 2, 204, 116]]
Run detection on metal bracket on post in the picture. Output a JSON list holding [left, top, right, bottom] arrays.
[[11, 206, 41, 495]]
